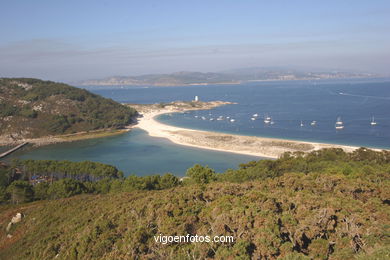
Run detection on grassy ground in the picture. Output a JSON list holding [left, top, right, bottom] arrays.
[[58, 128, 130, 142]]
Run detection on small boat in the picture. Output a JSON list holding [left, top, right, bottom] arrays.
[[226, 116, 230, 119], [253, 113, 259, 117], [270, 121, 275, 125], [264, 116, 272, 124], [201, 116, 206, 120], [209, 118, 214, 121], [310, 120, 317, 126], [300, 121, 304, 127], [230, 119, 235, 122], [335, 117, 344, 130], [370, 116, 377, 126], [251, 117, 256, 121], [194, 115, 198, 118]]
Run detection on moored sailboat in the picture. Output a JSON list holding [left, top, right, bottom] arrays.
[[370, 116, 377, 126], [335, 117, 344, 130]]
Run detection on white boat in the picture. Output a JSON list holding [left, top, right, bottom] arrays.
[[217, 116, 224, 121], [370, 116, 377, 126], [226, 116, 230, 119], [300, 121, 304, 127], [201, 116, 206, 120], [194, 115, 198, 118], [253, 113, 259, 117], [209, 118, 214, 121], [310, 120, 317, 126], [335, 117, 344, 130], [264, 116, 271, 124], [270, 121, 275, 125], [251, 117, 256, 121], [230, 119, 235, 122]]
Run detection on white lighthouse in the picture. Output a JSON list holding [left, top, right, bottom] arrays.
[[194, 95, 199, 102]]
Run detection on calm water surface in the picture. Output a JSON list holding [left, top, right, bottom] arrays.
[[4, 79, 390, 175], [89, 79, 390, 148], [7, 129, 259, 176]]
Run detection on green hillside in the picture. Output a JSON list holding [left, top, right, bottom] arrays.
[[0, 148, 389, 259], [0, 78, 137, 140]]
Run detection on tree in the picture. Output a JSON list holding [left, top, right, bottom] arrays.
[[47, 178, 86, 199], [6, 181, 34, 204], [159, 173, 179, 189], [94, 178, 112, 194], [0, 186, 7, 203], [33, 182, 50, 200], [186, 164, 216, 184]]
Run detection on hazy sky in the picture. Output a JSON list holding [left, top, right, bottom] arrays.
[[1, 0, 389, 81]]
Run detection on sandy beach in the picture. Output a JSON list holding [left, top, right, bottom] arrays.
[[133, 102, 360, 159], [0, 100, 373, 158]]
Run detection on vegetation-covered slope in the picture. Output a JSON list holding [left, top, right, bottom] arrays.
[[0, 148, 389, 259], [0, 78, 137, 140]]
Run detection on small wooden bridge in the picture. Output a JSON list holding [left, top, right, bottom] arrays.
[[0, 142, 28, 159]]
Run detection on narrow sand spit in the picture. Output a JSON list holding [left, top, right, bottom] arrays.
[[134, 104, 360, 159], [1, 101, 371, 158]]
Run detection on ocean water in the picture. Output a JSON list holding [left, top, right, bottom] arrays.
[[4, 78, 390, 175], [88, 78, 390, 149], [6, 129, 259, 176]]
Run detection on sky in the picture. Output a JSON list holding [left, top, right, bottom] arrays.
[[0, 0, 389, 82]]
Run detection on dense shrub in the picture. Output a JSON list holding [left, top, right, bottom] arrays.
[[0, 148, 389, 259]]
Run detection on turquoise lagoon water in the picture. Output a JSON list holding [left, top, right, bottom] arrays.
[[6, 129, 259, 176]]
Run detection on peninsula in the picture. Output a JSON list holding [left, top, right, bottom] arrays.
[[131, 101, 360, 158]]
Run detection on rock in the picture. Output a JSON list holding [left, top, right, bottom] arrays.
[[6, 222, 12, 232], [11, 212, 23, 224], [7, 234, 13, 239]]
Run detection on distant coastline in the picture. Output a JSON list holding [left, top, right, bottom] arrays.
[[77, 69, 377, 87]]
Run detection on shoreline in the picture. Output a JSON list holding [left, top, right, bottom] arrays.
[[2, 100, 387, 159], [133, 103, 366, 159], [79, 76, 384, 87], [0, 127, 133, 147], [0, 101, 232, 148]]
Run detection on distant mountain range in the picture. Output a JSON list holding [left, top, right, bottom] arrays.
[[77, 68, 376, 86]]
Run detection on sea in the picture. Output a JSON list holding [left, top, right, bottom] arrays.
[[4, 78, 390, 176]]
